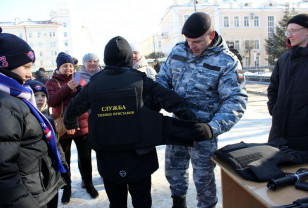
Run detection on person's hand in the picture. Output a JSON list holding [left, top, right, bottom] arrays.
[[192, 123, 213, 141], [67, 80, 78, 90]]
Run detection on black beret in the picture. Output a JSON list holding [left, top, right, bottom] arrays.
[[182, 12, 211, 38], [287, 14, 308, 28]]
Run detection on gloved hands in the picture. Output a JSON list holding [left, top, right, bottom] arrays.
[[192, 123, 213, 141], [174, 110, 197, 121]]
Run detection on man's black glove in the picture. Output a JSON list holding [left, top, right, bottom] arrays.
[[174, 110, 197, 121], [192, 123, 213, 141]]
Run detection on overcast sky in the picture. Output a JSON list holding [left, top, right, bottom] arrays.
[[0, 0, 173, 45]]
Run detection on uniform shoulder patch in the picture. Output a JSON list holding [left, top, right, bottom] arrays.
[[236, 69, 245, 84]]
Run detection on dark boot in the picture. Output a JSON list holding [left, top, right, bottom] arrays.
[[61, 185, 71, 204], [172, 195, 187, 208], [85, 183, 99, 198], [80, 180, 86, 189]]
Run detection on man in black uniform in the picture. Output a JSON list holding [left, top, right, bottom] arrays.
[[64, 36, 212, 208]]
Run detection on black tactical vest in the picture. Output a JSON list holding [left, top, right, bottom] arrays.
[[88, 70, 165, 151], [215, 140, 308, 182]]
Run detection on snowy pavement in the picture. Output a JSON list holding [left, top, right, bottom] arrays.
[[58, 84, 271, 208]]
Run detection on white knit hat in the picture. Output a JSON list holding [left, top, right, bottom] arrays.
[[129, 43, 143, 54]]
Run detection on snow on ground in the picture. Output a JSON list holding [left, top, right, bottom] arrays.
[[58, 92, 271, 208]]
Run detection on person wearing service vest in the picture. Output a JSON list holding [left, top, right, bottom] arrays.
[[64, 36, 212, 208]]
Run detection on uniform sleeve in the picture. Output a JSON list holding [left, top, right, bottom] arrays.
[[155, 55, 174, 90], [143, 77, 196, 120], [0, 106, 39, 208], [267, 62, 279, 116], [208, 59, 248, 137], [64, 84, 91, 130]]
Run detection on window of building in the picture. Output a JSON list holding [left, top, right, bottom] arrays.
[[254, 39, 260, 50], [38, 32, 41, 38], [223, 16, 230, 27], [64, 32, 67, 37], [256, 56, 260, 67], [268, 16, 275, 38], [53, 32, 56, 37], [29, 33, 32, 38], [51, 51, 53, 56], [244, 40, 251, 50], [234, 16, 240, 27], [63, 23, 67, 28], [254, 16, 260, 27], [65, 41, 68, 47], [234, 40, 240, 50], [50, 42, 53, 47], [244, 16, 249, 27], [54, 51, 57, 56], [40, 51, 43, 56], [49, 32, 52, 37], [183, 14, 190, 24], [39, 42, 42, 47], [244, 57, 249, 67], [19, 33, 23, 39], [29, 43, 34, 48]]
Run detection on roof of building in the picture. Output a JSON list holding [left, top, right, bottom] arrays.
[[0, 20, 61, 26]]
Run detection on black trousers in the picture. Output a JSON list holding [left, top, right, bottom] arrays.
[[104, 176, 152, 208], [59, 134, 93, 184]]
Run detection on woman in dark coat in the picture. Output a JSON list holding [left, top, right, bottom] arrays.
[[0, 28, 66, 208]]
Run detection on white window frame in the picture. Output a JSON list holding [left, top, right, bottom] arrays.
[[234, 16, 240, 27], [244, 39, 251, 50], [234, 39, 240, 50], [268, 16, 275, 37], [223, 16, 230, 28], [254, 16, 260, 27], [254, 39, 260, 50], [244, 16, 250, 27]]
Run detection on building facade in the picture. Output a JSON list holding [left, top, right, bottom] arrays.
[[0, 19, 64, 69], [160, 0, 308, 67], [0, 1, 93, 70]]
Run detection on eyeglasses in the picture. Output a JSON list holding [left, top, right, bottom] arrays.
[[285, 27, 305, 37]]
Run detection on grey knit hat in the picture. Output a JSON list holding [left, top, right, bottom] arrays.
[[82, 53, 99, 65]]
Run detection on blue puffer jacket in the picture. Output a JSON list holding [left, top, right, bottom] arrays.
[[156, 32, 248, 137], [0, 91, 65, 208]]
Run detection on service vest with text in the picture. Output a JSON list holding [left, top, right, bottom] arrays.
[[88, 69, 164, 151]]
